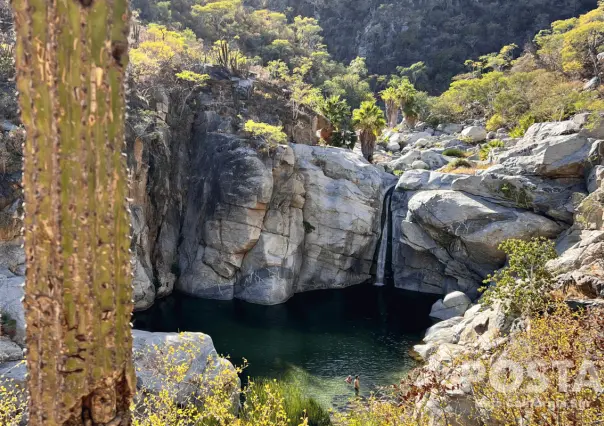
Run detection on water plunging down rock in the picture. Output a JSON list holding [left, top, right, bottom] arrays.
[[375, 186, 395, 287]]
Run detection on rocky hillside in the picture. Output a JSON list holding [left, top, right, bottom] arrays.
[[247, 0, 598, 91]]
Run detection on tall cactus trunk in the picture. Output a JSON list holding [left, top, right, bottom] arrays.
[[11, 0, 135, 425]]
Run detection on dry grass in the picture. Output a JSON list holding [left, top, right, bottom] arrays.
[[438, 163, 490, 175]]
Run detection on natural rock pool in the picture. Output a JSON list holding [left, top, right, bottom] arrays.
[[134, 285, 438, 409]]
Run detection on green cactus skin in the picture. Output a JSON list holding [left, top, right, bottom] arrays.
[[11, 0, 135, 424]]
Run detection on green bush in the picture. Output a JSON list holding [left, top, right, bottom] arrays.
[[244, 120, 288, 146], [248, 379, 331, 426], [480, 237, 558, 315], [442, 148, 466, 158], [509, 114, 536, 138], [486, 113, 506, 132], [449, 158, 473, 169], [479, 140, 505, 161]]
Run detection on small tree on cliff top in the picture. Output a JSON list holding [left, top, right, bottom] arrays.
[[353, 98, 386, 163]]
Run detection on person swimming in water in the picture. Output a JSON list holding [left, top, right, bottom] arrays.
[[354, 375, 360, 396], [345, 375, 353, 385]]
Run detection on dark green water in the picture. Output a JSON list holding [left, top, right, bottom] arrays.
[[134, 284, 437, 408]]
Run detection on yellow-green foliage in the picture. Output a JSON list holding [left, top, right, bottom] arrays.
[[131, 24, 204, 78], [479, 139, 505, 161], [466, 304, 604, 425], [432, 4, 604, 130], [176, 71, 210, 85], [0, 375, 26, 426], [537, 5, 604, 77], [481, 237, 557, 315], [333, 395, 418, 426], [244, 120, 288, 145], [244, 379, 330, 426]]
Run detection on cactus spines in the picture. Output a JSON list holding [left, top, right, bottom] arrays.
[[11, 0, 135, 424]]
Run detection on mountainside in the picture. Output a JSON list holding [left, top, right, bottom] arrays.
[[248, 0, 598, 91]]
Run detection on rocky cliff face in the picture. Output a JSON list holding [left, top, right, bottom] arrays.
[[176, 133, 391, 305], [126, 71, 393, 308]]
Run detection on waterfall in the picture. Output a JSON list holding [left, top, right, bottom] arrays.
[[375, 185, 395, 287]]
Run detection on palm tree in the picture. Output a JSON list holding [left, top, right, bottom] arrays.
[[380, 87, 399, 128], [395, 78, 419, 128], [353, 99, 387, 163]]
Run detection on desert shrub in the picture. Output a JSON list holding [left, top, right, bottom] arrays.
[[467, 304, 604, 425], [0, 376, 26, 426], [442, 148, 466, 158], [481, 237, 558, 315], [486, 113, 507, 131], [479, 139, 505, 161], [244, 120, 288, 146], [333, 395, 416, 426], [448, 158, 473, 169], [509, 114, 536, 138], [131, 335, 316, 426]]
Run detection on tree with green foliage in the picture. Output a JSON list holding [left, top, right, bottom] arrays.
[[317, 95, 356, 149], [394, 78, 419, 128], [481, 237, 558, 316], [352, 98, 386, 162], [324, 57, 372, 108], [11, 0, 135, 424], [380, 87, 399, 128], [244, 120, 288, 146], [396, 61, 428, 86]]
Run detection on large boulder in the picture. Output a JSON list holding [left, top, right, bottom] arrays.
[[396, 170, 458, 191], [396, 170, 585, 223], [388, 149, 449, 172], [402, 131, 433, 145], [178, 134, 391, 304], [429, 291, 472, 322], [132, 330, 238, 406], [0, 338, 22, 363], [391, 189, 564, 296], [292, 144, 391, 293], [407, 190, 563, 265], [522, 120, 580, 142], [437, 123, 464, 135], [498, 133, 592, 178], [414, 303, 511, 362], [0, 331, 239, 411], [132, 255, 157, 311], [450, 172, 586, 223], [386, 140, 401, 152], [0, 277, 25, 345], [461, 126, 487, 143]]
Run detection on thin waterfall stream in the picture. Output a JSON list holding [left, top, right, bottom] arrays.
[[375, 185, 395, 287]]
